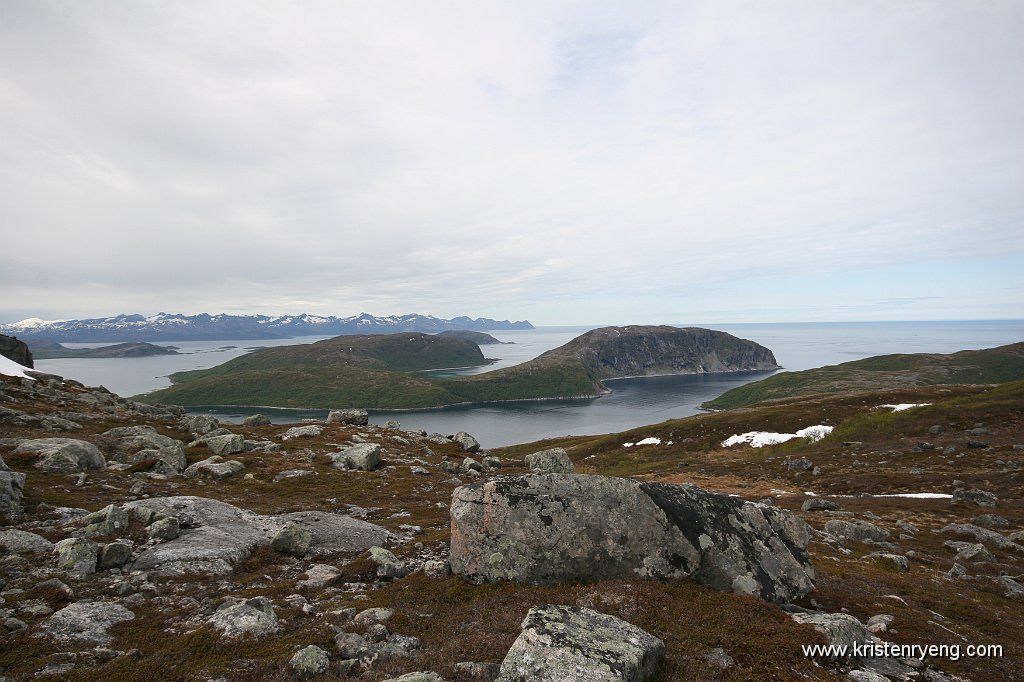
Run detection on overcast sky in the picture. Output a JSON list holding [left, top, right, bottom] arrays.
[[1, 1, 1022, 326]]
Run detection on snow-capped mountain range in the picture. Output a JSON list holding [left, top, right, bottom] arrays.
[[0, 312, 534, 342]]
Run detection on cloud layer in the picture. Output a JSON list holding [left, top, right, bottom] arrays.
[[2, 1, 1022, 324]]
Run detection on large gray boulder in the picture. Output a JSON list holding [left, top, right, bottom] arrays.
[[14, 438, 105, 472], [454, 431, 481, 453], [39, 601, 135, 645], [497, 605, 664, 682], [54, 537, 99, 577], [124, 496, 391, 575], [524, 448, 574, 474], [450, 474, 814, 603], [193, 433, 244, 456]]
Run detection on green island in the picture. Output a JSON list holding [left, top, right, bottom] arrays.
[[139, 325, 780, 409]]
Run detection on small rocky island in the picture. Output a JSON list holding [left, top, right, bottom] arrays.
[[142, 325, 780, 409]]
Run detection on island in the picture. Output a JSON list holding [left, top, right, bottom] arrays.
[[139, 325, 780, 409], [28, 341, 180, 360]]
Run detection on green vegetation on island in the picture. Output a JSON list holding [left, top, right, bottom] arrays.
[[140, 325, 780, 409], [702, 341, 1024, 410]]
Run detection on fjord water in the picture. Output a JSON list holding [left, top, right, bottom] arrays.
[[34, 320, 1024, 448]]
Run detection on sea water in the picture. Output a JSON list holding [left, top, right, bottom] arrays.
[[33, 320, 1024, 448]]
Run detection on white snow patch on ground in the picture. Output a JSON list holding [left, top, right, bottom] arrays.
[[878, 403, 932, 412], [0, 355, 36, 380], [871, 492, 952, 499], [722, 425, 833, 448], [623, 437, 662, 447]]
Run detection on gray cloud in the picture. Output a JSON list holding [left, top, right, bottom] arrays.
[[1, 1, 1021, 324]]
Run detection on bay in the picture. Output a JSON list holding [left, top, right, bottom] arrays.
[[33, 320, 1024, 448]]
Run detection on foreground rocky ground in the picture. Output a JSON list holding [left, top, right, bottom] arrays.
[[1, 370, 1022, 681]]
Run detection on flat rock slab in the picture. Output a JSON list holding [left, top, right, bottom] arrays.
[[497, 605, 664, 682], [450, 474, 814, 603], [39, 601, 135, 645], [125, 496, 391, 575]]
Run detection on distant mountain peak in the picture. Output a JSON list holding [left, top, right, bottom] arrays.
[[0, 312, 534, 343]]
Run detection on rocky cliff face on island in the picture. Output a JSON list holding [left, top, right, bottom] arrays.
[[0, 312, 535, 343], [547, 325, 780, 379]]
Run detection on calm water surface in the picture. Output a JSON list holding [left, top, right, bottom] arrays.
[[34, 320, 1024, 448]]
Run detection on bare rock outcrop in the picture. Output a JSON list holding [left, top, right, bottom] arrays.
[[449, 474, 814, 603]]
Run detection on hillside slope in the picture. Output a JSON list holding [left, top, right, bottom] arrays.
[[702, 341, 1024, 410]]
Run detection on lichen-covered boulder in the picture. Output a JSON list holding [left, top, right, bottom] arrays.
[[244, 414, 271, 426], [450, 474, 814, 603], [54, 537, 99, 577], [497, 605, 664, 682], [102, 425, 184, 465], [15, 438, 105, 472], [524, 448, 574, 474], [290, 645, 330, 677], [80, 504, 130, 537]]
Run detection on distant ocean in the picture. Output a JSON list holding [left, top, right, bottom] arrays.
[[35, 319, 1024, 448]]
